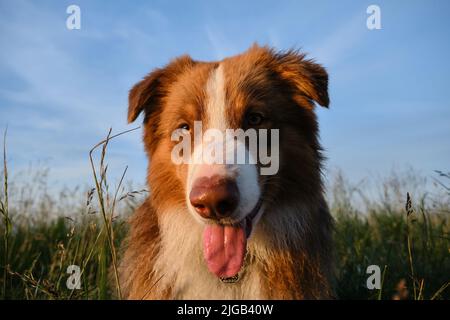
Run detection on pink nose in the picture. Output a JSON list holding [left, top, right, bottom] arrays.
[[189, 175, 240, 220]]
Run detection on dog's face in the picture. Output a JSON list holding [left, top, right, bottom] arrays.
[[128, 45, 328, 279]]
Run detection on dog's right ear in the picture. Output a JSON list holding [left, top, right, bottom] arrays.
[[128, 68, 165, 123], [128, 55, 196, 123]]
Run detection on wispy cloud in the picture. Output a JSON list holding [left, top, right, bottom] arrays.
[[205, 25, 238, 60], [310, 13, 367, 67], [0, 0, 449, 188], [0, 0, 150, 186]]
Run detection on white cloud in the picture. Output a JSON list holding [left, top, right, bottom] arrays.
[[0, 0, 152, 187], [310, 13, 367, 67]]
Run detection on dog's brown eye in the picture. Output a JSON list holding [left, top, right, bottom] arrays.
[[178, 123, 190, 131], [246, 112, 264, 126]]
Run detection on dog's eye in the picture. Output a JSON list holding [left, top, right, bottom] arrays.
[[246, 112, 264, 126], [178, 123, 190, 131]]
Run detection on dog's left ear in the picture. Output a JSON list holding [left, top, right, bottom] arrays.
[[272, 49, 329, 108]]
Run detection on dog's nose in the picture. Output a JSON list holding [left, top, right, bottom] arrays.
[[189, 176, 240, 219]]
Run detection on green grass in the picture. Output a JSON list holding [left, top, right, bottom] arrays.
[[334, 201, 449, 299], [0, 130, 449, 300]]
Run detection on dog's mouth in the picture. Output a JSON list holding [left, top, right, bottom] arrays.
[[202, 198, 263, 280]]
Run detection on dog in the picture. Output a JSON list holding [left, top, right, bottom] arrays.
[[119, 44, 334, 299]]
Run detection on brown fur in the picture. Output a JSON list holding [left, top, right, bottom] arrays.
[[119, 45, 334, 299]]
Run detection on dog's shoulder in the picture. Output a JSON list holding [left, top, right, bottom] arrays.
[[119, 198, 163, 299]]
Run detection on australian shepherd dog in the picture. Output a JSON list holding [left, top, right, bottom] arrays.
[[119, 44, 334, 299]]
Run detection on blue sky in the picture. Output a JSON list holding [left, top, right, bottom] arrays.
[[0, 0, 449, 190]]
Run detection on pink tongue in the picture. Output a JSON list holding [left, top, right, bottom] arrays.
[[203, 224, 247, 278]]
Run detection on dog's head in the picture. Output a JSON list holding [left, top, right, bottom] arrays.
[[128, 45, 329, 279]]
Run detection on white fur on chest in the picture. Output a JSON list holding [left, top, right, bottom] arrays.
[[152, 208, 264, 299], [151, 205, 307, 299]]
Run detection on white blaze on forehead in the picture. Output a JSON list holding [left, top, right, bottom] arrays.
[[186, 63, 261, 226], [205, 64, 228, 130]]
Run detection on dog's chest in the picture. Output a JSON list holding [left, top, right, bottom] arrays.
[[154, 212, 263, 299]]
